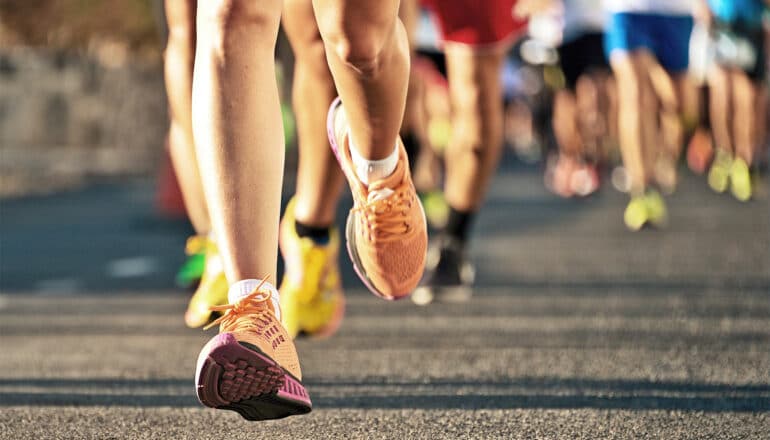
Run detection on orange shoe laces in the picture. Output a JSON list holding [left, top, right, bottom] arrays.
[[203, 280, 275, 331], [352, 181, 414, 243], [336, 104, 416, 243]]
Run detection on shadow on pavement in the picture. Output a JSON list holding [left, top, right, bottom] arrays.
[[1, 377, 767, 412]]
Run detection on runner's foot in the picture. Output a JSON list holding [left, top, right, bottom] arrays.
[[326, 97, 428, 300], [185, 236, 228, 328], [176, 235, 207, 288], [623, 190, 667, 231], [624, 194, 649, 231], [708, 148, 732, 194], [729, 157, 752, 202], [644, 189, 668, 228], [412, 236, 475, 306], [279, 198, 345, 338], [195, 279, 312, 421]]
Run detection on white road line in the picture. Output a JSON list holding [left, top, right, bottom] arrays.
[[34, 278, 81, 294], [106, 256, 160, 278]]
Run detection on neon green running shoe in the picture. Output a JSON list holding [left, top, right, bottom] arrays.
[[279, 198, 345, 339], [707, 149, 732, 194], [420, 190, 450, 230], [176, 238, 206, 288], [644, 189, 668, 227], [624, 195, 649, 232], [729, 157, 752, 202]]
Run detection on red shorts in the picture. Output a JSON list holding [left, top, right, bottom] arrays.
[[422, 0, 527, 49]]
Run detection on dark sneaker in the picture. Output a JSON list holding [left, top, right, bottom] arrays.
[[412, 236, 475, 306]]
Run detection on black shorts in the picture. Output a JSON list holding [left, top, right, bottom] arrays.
[[416, 48, 448, 78], [712, 20, 766, 81], [557, 32, 609, 90]]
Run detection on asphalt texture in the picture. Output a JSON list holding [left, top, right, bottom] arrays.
[[1, 160, 769, 439]]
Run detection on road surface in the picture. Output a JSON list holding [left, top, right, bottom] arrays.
[[1, 161, 768, 438]]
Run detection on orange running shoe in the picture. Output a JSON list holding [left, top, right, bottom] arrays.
[[195, 279, 311, 421], [326, 97, 428, 300]]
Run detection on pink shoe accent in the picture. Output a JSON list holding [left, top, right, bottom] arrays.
[[195, 333, 311, 421]]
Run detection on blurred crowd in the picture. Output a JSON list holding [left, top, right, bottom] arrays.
[[384, 1, 769, 233], [152, 0, 768, 236], [157, 0, 770, 319]]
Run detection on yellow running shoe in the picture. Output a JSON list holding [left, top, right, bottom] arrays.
[[707, 148, 732, 194], [327, 97, 428, 300], [185, 236, 228, 328], [279, 198, 345, 339], [624, 194, 649, 231], [729, 157, 752, 202], [195, 279, 311, 420], [645, 189, 668, 227]]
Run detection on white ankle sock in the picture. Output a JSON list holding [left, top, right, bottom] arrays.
[[228, 279, 281, 321], [349, 135, 399, 185]]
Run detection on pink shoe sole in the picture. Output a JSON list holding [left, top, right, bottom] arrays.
[[195, 333, 312, 421]]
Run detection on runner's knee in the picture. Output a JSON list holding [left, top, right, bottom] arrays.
[[197, 0, 281, 51], [320, 17, 396, 76]]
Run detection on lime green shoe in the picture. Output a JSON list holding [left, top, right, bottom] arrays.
[[644, 189, 668, 227], [707, 149, 732, 194], [420, 190, 450, 229], [624, 195, 649, 232], [427, 117, 452, 153], [184, 236, 228, 328], [729, 157, 752, 202], [176, 237, 206, 288], [279, 198, 345, 339]]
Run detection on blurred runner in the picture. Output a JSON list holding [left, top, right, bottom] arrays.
[[278, 0, 346, 339], [604, 0, 695, 231], [278, 0, 424, 338], [190, 0, 426, 420], [538, 0, 611, 198], [412, 0, 528, 305], [701, 0, 769, 201], [685, 17, 716, 175], [161, 0, 228, 328]]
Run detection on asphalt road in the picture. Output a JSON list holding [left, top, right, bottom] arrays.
[[1, 161, 768, 439]]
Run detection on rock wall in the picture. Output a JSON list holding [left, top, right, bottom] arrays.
[[0, 48, 167, 197]]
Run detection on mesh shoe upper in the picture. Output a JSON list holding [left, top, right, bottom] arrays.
[[329, 100, 428, 299], [205, 280, 302, 380]]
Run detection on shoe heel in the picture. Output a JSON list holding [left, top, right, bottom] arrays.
[[195, 333, 312, 421]]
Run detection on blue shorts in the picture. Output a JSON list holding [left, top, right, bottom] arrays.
[[604, 13, 694, 73]]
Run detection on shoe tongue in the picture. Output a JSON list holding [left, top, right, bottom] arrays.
[[228, 279, 281, 320], [368, 187, 395, 203]]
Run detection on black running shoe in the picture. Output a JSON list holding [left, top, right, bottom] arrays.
[[412, 236, 475, 306]]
